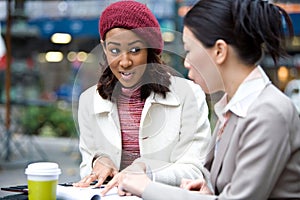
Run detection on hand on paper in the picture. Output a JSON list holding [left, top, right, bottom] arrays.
[[101, 162, 147, 197], [121, 172, 151, 197], [73, 156, 118, 188], [180, 178, 212, 195]]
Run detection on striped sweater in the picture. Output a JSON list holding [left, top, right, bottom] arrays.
[[117, 86, 145, 170]]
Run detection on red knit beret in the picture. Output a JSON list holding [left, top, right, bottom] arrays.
[[99, 0, 163, 55]]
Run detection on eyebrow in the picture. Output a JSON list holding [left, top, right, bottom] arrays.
[[106, 40, 144, 47], [128, 40, 144, 46], [106, 41, 120, 46]]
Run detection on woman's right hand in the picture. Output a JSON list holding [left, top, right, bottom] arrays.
[[73, 156, 118, 188]]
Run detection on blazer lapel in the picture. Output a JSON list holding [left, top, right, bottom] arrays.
[[204, 126, 218, 170], [210, 115, 238, 189]]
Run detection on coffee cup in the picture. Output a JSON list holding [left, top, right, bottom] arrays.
[[25, 162, 61, 200]]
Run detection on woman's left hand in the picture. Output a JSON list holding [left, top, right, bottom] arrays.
[[121, 172, 151, 197], [101, 162, 147, 196]]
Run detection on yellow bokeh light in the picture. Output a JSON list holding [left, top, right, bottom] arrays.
[[278, 66, 289, 83]]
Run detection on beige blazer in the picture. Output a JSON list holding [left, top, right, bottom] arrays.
[[142, 84, 300, 199]]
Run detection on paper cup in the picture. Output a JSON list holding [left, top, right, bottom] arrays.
[[25, 162, 61, 200]]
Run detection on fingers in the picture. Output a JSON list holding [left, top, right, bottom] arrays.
[[180, 178, 212, 194], [92, 175, 105, 188], [117, 185, 126, 196], [73, 170, 109, 188], [117, 185, 132, 196], [101, 163, 148, 197], [199, 181, 213, 195], [97, 157, 118, 174], [73, 173, 98, 187], [111, 169, 118, 177], [94, 170, 110, 187], [75, 157, 118, 188], [121, 172, 151, 197], [180, 178, 193, 189], [101, 173, 119, 196], [95, 159, 118, 185], [181, 179, 203, 191]]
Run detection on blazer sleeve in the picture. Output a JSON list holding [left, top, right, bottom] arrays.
[[135, 79, 212, 186], [143, 182, 217, 200], [219, 98, 297, 199], [141, 86, 300, 200]]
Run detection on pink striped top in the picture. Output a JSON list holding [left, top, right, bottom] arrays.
[[117, 86, 145, 170]]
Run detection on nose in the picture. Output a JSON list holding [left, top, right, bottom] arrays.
[[119, 52, 132, 68], [184, 59, 191, 69]]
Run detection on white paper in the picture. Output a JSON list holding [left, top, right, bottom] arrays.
[[56, 185, 142, 200]]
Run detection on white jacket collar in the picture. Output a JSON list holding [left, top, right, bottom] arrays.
[[93, 88, 113, 114], [93, 85, 180, 114], [215, 66, 270, 118]]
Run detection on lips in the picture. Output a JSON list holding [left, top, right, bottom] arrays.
[[120, 71, 134, 81]]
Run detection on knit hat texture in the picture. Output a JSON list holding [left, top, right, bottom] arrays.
[[99, 0, 163, 54]]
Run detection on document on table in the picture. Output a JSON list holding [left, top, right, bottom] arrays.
[[56, 185, 142, 200]]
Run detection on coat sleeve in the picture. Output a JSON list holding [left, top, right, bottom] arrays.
[[77, 87, 95, 178], [78, 86, 114, 178], [78, 88, 92, 178], [142, 182, 217, 200], [135, 79, 212, 186]]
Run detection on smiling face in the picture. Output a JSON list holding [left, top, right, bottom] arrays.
[[182, 26, 222, 94], [103, 28, 148, 88]]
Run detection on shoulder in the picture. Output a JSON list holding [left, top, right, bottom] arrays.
[[169, 75, 200, 88], [78, 85, 99, 109], [253, 84, 296, 119], [79, 85, 98, 100], [169, 75, 205, 99], [245, 84, 299, 137]]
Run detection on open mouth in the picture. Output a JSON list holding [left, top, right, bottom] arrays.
[[120, 72, 133, 76], [120, 71, 135, 81]]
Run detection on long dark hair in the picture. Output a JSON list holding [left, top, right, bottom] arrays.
[[97, 48, 173, 102], [184, 0, 294, 65]]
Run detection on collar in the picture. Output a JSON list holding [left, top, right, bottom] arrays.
[[93, 84, 180, 114], [215, 66, 270, 119], [93, 87, 113, 114]]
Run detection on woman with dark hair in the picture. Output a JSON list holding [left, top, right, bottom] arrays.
[[114, 0, 300, 199], [74, 0, 211, 192]]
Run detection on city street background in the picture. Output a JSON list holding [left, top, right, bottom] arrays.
[[0, 0, 300, 198]]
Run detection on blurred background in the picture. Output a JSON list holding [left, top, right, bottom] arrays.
[[0, 0, 300, 197]]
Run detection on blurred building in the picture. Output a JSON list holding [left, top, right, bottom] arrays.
[[0, 0, 181, 103], [0, 0, 299, 105]]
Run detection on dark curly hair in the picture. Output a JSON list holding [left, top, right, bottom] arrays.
[[97, 48, 174, 102]]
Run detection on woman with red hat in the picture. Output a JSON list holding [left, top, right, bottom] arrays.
[[73, 0, 211, 194]]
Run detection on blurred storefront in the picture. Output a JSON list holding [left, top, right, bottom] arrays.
[[0, 0, 180, 139], [259, 1, 300, 89], [263, 1, 300, 114], [0, 0, 180, 105], [0, 0, 299, 111]]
